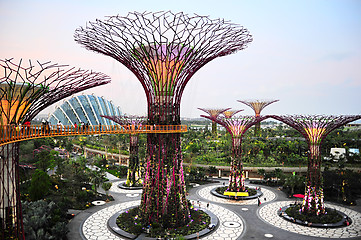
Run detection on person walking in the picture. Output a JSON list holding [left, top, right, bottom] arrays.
[[57, 121, 63, 133], [258, 197, 261, 206]]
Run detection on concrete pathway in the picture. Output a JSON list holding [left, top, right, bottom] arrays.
[[259, 201, 361, 239], [67, 179, 361, 240]]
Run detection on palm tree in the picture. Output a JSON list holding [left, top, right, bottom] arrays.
[[88, 169, 105, 193]]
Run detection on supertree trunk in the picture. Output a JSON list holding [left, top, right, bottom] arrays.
[[254, 122, 261, 137], [211, 121, 217, 136], [140, 103, 189, 228], [269, 114, 361, 216], [126, 134, 141, 187], [302, 143, 325, 215], [0, 143, 24, 240], [74, 11, 253, 227], [227, 137, 245, 192]]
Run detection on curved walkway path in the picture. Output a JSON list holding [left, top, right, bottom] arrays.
[[82, 200, 245, 240], [259, 200, 361, 239], [68, 179, 361, 240]]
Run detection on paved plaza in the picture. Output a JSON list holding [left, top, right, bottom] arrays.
[[67, 179, 361, 240]]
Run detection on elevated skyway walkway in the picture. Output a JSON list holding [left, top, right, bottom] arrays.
[[0, 124, 187, 146]]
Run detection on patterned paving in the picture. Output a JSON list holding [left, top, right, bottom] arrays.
[[259, 201, 361, 238], [82, 200, 245, 240], [197, 184, 276, 205], [109, 181, 142, 194], [81, 182, 361, 239]]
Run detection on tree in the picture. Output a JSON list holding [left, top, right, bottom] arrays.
[[284, 174, 305, 196], [88, 168, 105, 193], [35, 150, 55, 172], [273, 168, 285, 183], [102, 182, 112, 196], [29, 170, 52, 201], [258, 169, 266, 179]]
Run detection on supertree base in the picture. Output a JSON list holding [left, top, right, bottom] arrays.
[[279, 204, 351, 228], [211, 186, 262, 200]]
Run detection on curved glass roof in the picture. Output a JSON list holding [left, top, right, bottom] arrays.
[[48, 94, 121, 126]]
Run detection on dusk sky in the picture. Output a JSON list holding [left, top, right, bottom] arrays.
[[1, 0, 360, 118]]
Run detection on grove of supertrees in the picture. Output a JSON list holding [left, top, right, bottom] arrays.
[[200, 108, 268, 193], [101, 115, 146, 187], [74, 11, 253, 227], [238, 99, 279, 136], [0, 58, 110, 240], [270, 115, 361, 216]]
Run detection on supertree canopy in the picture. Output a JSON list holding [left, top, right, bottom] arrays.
[[238, 99, 279, 136], [0, 58, 110, 125], [101, 115, 146, 187], [0, 58, 110, 240], [270, 115, 361, 216], [200, 108, 267, 192], [75, 11, 253, 227], [197, 108, 231, 136]]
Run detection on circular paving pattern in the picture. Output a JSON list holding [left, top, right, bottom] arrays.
[[198, 184, 276, 205], [125, 193, 140, 198], [259, 201, 361, 238], [91, 200, 106, 206], [82, 200, 245, 240], [109, 180, 142, 194], [223, 221, 241, 228]]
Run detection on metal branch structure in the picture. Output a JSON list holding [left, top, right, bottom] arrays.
[[238, 99, 279, 136], [101, 115, 147, 187], [198, 108, 231, 136], [75, 11, 253, 227], [200, 109, 267, 192], [0, 58, 110, 240], [270, 115, 361, 216]]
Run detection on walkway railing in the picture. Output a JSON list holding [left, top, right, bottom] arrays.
[[0, 124, 187, 146]]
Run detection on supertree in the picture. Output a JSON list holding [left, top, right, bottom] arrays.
[[238, 99, 279, 136], [74, 11, 253, 227], [0, 58, 110, 240], [200, 108, 268, 192], [270, 115, 361, 216], [197, 108, 230, 136], [101, 115, 146, 187]]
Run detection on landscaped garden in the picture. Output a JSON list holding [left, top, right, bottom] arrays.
[[15, 120, 361, 239]]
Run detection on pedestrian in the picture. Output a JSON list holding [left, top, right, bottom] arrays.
[[24, 121, 31, 135], [41, 119, 46, 134], [207, 202, 209, 208], [57, 121, 63, 133], [74, 122, 78, 132], [258, 197, 261, 206]]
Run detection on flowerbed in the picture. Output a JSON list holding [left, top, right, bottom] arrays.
[[116, 206, 211, 238]]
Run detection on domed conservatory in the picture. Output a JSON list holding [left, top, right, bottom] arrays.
[[48, 94, 121, 126]]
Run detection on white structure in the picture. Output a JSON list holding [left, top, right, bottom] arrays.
[[330, 148, 346, 161]]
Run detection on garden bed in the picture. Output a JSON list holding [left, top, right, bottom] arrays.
[[108, 206, 218, 239], [211, 186, 262, 200], [118, 182, 143, 190], [279, 204, 351, 228]]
